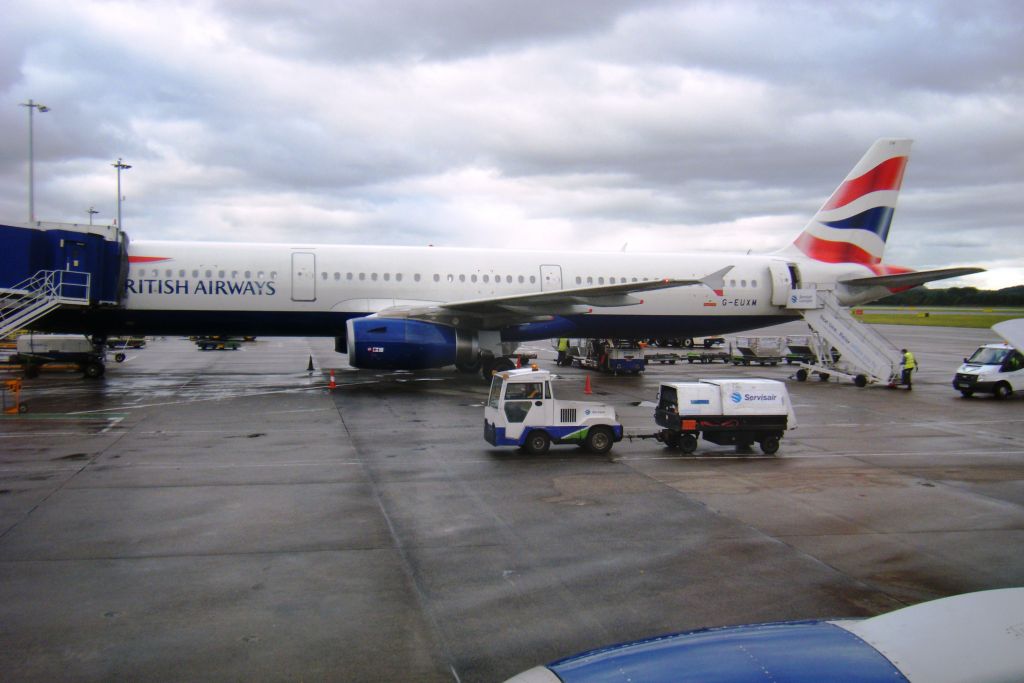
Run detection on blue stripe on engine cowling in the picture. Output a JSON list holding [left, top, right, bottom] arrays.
[[548, 620, 907, 683]]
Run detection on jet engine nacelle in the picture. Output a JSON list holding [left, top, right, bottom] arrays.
[[346, 317, 479, 370]]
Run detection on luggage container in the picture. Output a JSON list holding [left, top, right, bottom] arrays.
[[653, 378, 796, 454]]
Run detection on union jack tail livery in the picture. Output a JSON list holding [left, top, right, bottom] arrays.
[[782, 138, 911, 265]]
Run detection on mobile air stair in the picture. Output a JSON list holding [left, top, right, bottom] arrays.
[[789, 286, 902, 387]]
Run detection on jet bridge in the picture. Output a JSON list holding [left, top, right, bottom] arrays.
[[0, 222, 129, 339]]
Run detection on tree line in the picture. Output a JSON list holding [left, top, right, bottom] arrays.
[[878, 285, 1024, 307]]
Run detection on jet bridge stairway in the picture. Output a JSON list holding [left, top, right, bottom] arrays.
[[0, 270, 91, 340], [793, 288, 902, 386]]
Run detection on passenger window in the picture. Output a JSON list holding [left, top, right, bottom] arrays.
[[384, 273, 390, 281], [414, 274, 421, 282], [346, 273, 353, 280], [459, 274, 466, 282], [218, 270, 225, 278], [244, 270, 251, 278], [321, 272, 328, 280], [471, 274, 478, 283], [518, 275, 524, 284], [433, 274, 440, 282], [205, 270, 212, 278], [359, 273, 365, 280], [371, 273, 378, 281], [530, 276, 536, 284], [751, 279, 757, 287], [334, 272, 341, 280], [395, 273, 402, 282], [576, 277, 582, 285]]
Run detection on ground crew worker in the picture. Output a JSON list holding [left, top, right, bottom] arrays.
[[900, 348, 917, 389], [557, 338, 570, 366]]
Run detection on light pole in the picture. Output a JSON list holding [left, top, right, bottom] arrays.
[[88, 206, 99, 225], [20, 99, 50, 225], [112, 158, 131, 229]]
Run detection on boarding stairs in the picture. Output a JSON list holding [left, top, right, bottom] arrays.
[[794, 288, 902, 386], [0, 270, 91, 339]]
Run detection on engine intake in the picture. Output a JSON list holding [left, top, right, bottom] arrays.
[[346, 318, 479, 370]]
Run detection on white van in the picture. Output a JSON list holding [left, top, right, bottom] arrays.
[[953, 342, 1024, 399]]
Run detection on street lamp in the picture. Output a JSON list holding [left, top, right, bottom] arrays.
[[112, 158, 131, 229], [88, 206, 99, 225], [19, 99, 50, 225]]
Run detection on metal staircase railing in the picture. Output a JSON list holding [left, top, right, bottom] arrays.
[[800, 289, 902, 384], [0, 270, 91, 339]]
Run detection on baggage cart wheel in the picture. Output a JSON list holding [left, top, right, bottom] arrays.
[[115, 352, 127, 363], [854, 374, 867, 388], [760, 435, 780, 455], [679, 433, 697, 454], [818, 373, 830, 382], [522, 430, 551, 455], [795, 369, 808, 382], [584, 427, 614, 455]]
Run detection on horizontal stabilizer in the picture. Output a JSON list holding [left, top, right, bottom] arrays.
[[840, 267, 984, 290]]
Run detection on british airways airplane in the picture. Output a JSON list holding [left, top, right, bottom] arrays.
[[26, 138, 981, 375]]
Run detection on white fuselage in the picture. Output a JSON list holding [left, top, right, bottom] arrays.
[[114, 240, 885, 341]]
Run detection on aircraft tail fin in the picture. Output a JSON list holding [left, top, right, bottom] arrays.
[[779, 138, 912, 265]]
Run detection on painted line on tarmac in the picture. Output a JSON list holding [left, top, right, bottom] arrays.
[[619, 448, 1024, 461], [66, 385, 326, 414]]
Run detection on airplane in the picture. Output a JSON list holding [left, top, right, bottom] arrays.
[[503, 588, 1024, 683], [10, 138, 982, 376]]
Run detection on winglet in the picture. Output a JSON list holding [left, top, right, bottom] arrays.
[[701, 266, 733, 297]]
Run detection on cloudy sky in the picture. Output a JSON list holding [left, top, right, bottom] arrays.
[[2, 0, 1021, 289]]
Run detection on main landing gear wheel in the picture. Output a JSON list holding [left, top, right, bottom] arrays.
[[82, 362, 105, 379], [522, 430, 551, 455], [584, 427, 614, 455]]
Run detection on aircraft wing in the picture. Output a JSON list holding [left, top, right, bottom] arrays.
[[373, 266, 732, 328], [993, 318, 1024, 353], [839, 266, 984, 290]]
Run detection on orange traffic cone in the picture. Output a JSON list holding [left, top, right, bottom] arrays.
[[584, 374, 592, 395], [329, 369, 337, 390]]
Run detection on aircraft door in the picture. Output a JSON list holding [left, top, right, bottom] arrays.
[[768, 260, 795, 307], [291, 252, 316, 302], [540, 264, 562, 291], [63, 239, 87, 271]]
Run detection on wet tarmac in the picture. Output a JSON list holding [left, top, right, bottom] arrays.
[[1, 323, 1022, 681]]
